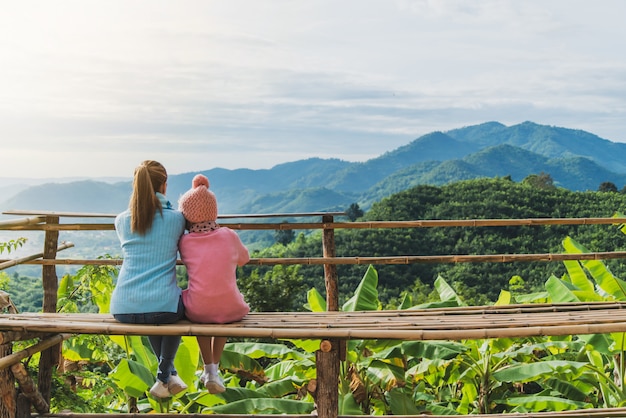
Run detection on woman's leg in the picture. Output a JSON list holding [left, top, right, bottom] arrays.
[[150, 297, 186, 382], [148, 336, 163, 360], [156, 335, 182, 382]]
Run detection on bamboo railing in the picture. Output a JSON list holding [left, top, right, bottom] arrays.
[[2, 210, 626, 418]]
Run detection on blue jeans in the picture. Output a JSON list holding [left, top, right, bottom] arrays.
[[114, 297, 185, 383]]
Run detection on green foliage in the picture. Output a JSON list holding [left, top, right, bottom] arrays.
[[599, 181, 619, 192], [0, 237, 26, 254], [239, 265, 307, 312], [50, 367, 126, 413], [14, 252, 626, 414], [345, 203, 364, 221], [50, 261, 128, 412], [3, 272, 43, 312], [262, 177, 626, 306], [522, 172, 556, 189], [57, 258, 117, 313], [274, 222, 295, 245], [0, 272, 8, 292], [240, 239, 311, 311], [12, 174, 626, 413]]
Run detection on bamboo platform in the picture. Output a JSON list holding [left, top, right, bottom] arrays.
[[3, 302, 626, 342], [4, 212, 626, 418], [31, 409, 626, 418]]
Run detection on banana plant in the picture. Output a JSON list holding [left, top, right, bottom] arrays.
[[536, 235, 626, 407], [305, 267, 474, 414], [53, 238, 626, 414]]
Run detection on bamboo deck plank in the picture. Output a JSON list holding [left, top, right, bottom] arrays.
[[2, 303, 626, 341]]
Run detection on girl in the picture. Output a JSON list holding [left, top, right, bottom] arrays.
[[178, 174, 250, 393]]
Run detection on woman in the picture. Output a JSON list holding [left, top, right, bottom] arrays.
[[110, 160, 187, 399]]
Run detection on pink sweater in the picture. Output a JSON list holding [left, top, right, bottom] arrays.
[[180, 227, 250, 323]]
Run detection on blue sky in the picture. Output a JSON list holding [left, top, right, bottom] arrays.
[[1, 0, 625, 179]]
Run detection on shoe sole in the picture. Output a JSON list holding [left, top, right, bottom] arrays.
[[150, 391, 170, 398], [168, 384, 187, 396], [206, 381, 226, 394], [149, 388, 171, 398]]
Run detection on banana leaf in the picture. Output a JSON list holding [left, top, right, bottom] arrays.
[[226, 341, 309, 361], [563, 236, 626, 299], [256, 376, 305, 398], [387, 388, 420, 415], [493, 360, 588, 382], [173, 336, 200, 388], [209, 397, 314, 414], [305, 287, 327, 312], [339, 392, 364, 415], [220, 349, 265, 376], [434, 274, 464, 305], [342, 264, 380, 311], [402, 340, 468, 360], [264, 359, 315, 381], [501, 395, 590, 411], [110, 358, 152, 398]]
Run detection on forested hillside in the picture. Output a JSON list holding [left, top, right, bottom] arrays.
[[241, 176, 626, 310], [5, 121, 626, 218], [6, 176, 626, 313]]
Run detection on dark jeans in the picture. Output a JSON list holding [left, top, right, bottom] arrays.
[[114, 297, 185, 383]]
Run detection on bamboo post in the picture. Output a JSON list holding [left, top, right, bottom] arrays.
[[316, 214, 339, 418], [316, 340, 340, 418], [11, 363, 48, 414], [37, 215, 60, 411], [322, 214, 338, 311], [0, 342, 15, 418], [0, 290, 17, 418]]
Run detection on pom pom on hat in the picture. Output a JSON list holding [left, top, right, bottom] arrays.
[[192, 174, 209, 189], [178, 174, 218, 223]]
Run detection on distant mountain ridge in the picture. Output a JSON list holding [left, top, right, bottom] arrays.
[[3, 121, 626, 217]]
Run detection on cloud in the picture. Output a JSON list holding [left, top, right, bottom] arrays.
[[1, 0, 626, 178]]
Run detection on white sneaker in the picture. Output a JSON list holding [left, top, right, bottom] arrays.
[[199, 371, 209, 387], [149, 380, 171, 398], [167, 374, 188, 396], [204, 373, 226, 394]]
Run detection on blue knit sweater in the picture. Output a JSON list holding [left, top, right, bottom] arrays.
[[110, 193, 186, 315]]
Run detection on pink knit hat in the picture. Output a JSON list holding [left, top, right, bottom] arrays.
[[178, 174, 218, 223]]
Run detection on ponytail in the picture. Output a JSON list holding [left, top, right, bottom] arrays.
[[129, 160, 167, 234]]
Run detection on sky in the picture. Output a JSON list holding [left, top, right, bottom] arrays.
[[1, 0, 626, 180]]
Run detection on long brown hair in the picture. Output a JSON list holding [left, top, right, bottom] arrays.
[[129, 160, 167, 235]]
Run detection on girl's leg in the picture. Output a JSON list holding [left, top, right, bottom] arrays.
[[197, 336, 213, 367], [211, 337, 227, 364], [198, 336, 227, 393], [198, 336, 227, 369]]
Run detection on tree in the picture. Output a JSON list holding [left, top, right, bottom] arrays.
[[345, 203, 364, 221], [522, 172, 555, 190], [599, 181, 618, 192], [239, 265, 307, 312], [274, 222, 295, 245]]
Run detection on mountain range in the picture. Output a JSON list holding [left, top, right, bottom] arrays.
[[3, 121, 626, 217]]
